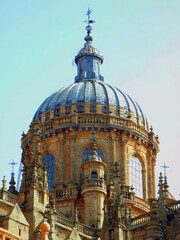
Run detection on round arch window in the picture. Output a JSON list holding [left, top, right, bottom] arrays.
[[129, 156, 143, 198]]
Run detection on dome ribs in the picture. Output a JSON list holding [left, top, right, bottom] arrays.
[[41, 93, 56, 113], [126, 94, 139, 124], [135, 100, 146, 126], [33, 80, 148, 131], [106, 84, 120, 116], [65, 84, 76, 106], [115, 87, 130, 118], [70, 83, 81, 104]]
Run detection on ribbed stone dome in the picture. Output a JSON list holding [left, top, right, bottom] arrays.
[[33, 79, 148, 129]]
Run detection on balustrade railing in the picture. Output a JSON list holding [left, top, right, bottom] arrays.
[[56, 189, 74, 199], [83, 179, 106, 190], [167, 200, 180, 211], [38, 114, 149, 140], [0, 227, 24, 240], [22, 113, 159, 150], [0, 190, 17, 205], [134, 196, 150, 210], [7, 195, 17, 204], [77, 223, 96, 237], [131, 213, 150, 228], [55, 212, 96, 237]]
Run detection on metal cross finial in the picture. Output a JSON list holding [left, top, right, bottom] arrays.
[[9, 159, 18, 177], [161, 163, 169, 180], [84, 7, 95, 36]]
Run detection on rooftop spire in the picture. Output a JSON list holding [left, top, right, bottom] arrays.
[[74, 8, 104, 83], [84, 7, 95, 42], [161, 163, 169, 180], [9, 159, 17, 177]]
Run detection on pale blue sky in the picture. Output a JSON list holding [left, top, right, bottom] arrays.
[[1, 1, 180, 198]]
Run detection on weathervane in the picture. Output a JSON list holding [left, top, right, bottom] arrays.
[[84, 7, 95, 36], [161, 163, 169, 180], [9, 159, 18, 177]]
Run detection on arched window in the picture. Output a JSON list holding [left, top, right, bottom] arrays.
[[83, 147, 103, 163], [129, 156, 143, 198], [42, 154, 55, 191], [91, 171, 98, 179]]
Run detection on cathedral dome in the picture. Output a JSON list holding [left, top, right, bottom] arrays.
[[33, 16, 148, 131], [33, 80, 148, 130]]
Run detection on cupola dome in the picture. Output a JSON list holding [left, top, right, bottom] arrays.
[[33, 10, 148, 131]]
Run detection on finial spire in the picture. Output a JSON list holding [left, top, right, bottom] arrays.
[[161, 163, 169, 180], [84, 7, 95, 35], [2, 176, 7, 190], [158, 172, 164, 207], [84, 7, 95, 43], [9, 159, 18, 177]]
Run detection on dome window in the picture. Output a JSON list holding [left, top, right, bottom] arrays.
[[129, 156, 143, 198], [42, 154, 55, 191]]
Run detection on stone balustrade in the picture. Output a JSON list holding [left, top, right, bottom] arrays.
[[0, 190, 18, 205], [56, 189, 73, 199], [55, 212, 96, 237], [0, 227, 24, 240], [167, 200, 180, 211], [21, 113, 159, 152], [131, 213, 150, 229], [134, 196, 150, 211], [83, 179, 106, 190]]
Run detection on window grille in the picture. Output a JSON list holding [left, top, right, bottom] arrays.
[[129, 156, 143, 198], [42, 154, 55, 191]]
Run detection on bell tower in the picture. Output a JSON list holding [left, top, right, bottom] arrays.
[[81, 139, 107, 228]]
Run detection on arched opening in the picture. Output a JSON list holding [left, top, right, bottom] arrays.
[[129, 156, 143, 198], [91, 171, 98, 179], [42, 154, 55, 191]]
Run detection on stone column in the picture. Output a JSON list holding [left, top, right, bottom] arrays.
[[147, 151, 155, 199], [120, 138, 128, 186], [152, 158, 156, 198], [142, 169, 147, 200]]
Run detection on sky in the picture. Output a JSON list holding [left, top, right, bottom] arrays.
[[0, 1, 180, 198]]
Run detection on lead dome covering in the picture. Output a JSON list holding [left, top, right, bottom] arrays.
[[33, 79, 148, 130]]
